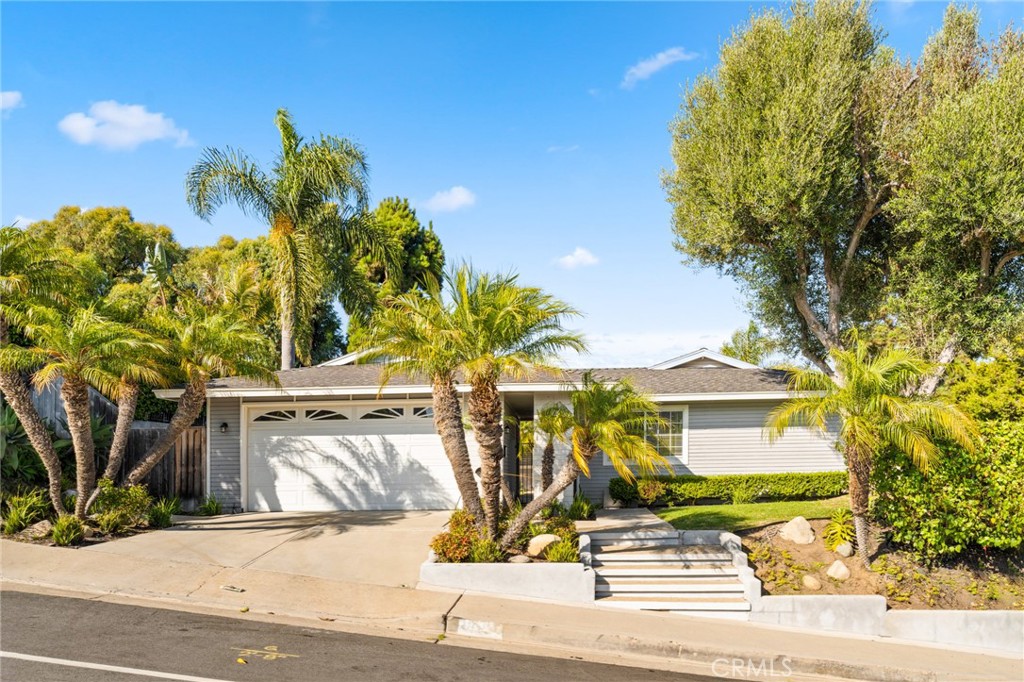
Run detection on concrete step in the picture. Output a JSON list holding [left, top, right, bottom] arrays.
[[596, 595, 752, 612], [595, 578, 745, 594], [586, 531, 678, 543], [591, 545, 733, 563], [592, 562, 739, 576]]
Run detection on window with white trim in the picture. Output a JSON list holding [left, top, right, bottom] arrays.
[[412, 406, 434, 419], [252, 409, 297, 423], [360, 406, 405, 420], [305, 408, 348, 421], [603, 406, 688, 465]]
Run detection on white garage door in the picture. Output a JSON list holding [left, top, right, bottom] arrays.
[[245, 403, 458, 512]]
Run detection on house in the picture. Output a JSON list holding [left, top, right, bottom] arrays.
[[154, 349, 842, 513]]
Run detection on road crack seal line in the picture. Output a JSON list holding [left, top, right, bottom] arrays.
[[239, 526, 319, 569]]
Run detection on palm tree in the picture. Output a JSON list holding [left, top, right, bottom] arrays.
[[123, 302, 277, 486], [765, 338, 977, 566], [451, 267, 585, 538], [536, 403, 574, 491], [357, 280, 486, 525], [0, 306, 164, 517], [500, 373, 673, 549], [0, 226, 83, 515], [186, 108, 393, 369]]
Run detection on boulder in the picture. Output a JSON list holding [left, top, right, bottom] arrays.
[[508, 555, 532, 564], [827, 560, 851, 581], [802, 574, 822, 591], [83, 526, 95, 539], [778, 516, 815, 545], [24, 520, 53, 540], [835, 541, 854, 558], [526, 533, 562, 558]]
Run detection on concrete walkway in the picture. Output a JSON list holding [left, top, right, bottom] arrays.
[[2, 536, 1020, 681], [576, 507, 678, 536]]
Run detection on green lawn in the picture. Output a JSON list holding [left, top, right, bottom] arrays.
[[655, 496, 849, 533]]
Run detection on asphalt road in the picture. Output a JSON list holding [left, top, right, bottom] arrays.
[[0, 591, 714, 681]]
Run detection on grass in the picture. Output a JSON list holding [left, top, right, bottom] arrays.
[[656, 496, 849, 533]]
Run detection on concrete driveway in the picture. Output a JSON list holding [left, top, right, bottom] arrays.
[[84, 510, 449, 587]]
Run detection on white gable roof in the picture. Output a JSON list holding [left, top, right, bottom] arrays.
[[649, 347, 758, 370], [318, 349, 374, 366]]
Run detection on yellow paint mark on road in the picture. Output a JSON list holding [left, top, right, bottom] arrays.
[[231, 645, 299, 661]]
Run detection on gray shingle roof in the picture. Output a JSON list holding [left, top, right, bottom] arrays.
[[208, 365, 792, 394]]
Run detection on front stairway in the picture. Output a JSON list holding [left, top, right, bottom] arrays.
[[579, 509, 754, 619]]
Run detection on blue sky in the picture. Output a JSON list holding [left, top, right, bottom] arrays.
[[2, 1, 1018, 366]]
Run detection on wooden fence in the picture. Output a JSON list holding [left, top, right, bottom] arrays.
[[30, 379, 119, 437], [120, 425, 206, 503]]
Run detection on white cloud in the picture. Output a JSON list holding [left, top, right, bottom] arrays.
[[560, 330, 733, 368], [546, 144, 580, 154], [556, 247, 599, 269], [58, 100, 193, 150], [620, 47, 699, 90], [1, 91, 24, 112], [423, 185, 476, 212]]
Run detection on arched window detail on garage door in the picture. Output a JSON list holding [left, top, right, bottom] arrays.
[[252, 409, 297, 423], [360, 406, 405, 420], [412, 406, 434, 419], [305, 408, 348, 421]]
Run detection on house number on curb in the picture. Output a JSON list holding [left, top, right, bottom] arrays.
[[231, 645, 300, 661]]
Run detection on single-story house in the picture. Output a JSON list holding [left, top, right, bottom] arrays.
[[155, 348, 842, 513]]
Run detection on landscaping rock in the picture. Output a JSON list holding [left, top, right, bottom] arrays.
[[835, 541, 854, 558], [24, 520, 53, 540], [526, 533, 562, 558], [779, 516, 815, 545], [508, 555, 532, 564], [827, 559, 851, 581], [83, 526, 95, 539], [802, 574, 822, 590]]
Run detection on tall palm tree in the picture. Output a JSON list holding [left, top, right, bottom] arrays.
[[357, 280, 486, 525], [500, 373, 672, 549], [450, 267, 585, 538], [186, 108, 393, 369], [0, 306, 164, 517], [123, 302, 277, 486], [765, 338, 977, 566], [536, 403, 574, 491], [0, 226, 83, 515]]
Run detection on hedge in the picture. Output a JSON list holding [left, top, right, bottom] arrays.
[[608, 471, 848, 506], [872, 420, 1024, 563]]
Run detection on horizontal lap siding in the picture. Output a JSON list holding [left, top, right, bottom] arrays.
[[581, 400, 842, 503], [208, 397, 242, 510]]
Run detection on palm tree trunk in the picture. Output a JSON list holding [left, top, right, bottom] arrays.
[[61, 377, 96, 519], [124, 381, 205, 486], [0, 370, 66, 516], [542, 439, 554, 490], [500, 456, 580, 550], [432, 378, 485, 525], [468, 380, 504, 540], [847, 446, 873, 567], [279, 293, 295, 371], [103, 381, 140, 481]]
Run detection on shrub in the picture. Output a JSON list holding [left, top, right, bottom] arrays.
[[93, 479, 152, 526], [148, 498, 180, 529], [540, 500, 567, 519], [96, 510, 129, 535], [567, 492, 595, 521], [542, 514, 577, 543], [730, 484, 758, 505], [51, 515, 85, 546], [545, 539, 580, 563], [610, 471, 847, 506], [3, 489, 49, 535], [431, 510, 479, 563], [469, 537, 505, 563], [873, 420, 1024, 562], [637, 478, 667, 506], [195, 496, 222, 517], [822, 507, 855, 551]]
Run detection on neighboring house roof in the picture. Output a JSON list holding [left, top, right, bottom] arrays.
[[317, 349, 374, 366], [648, 347, 758, 370]]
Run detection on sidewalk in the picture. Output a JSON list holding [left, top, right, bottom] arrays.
[[2, 539, 1021, 681]]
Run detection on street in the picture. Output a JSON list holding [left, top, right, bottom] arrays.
[[0, 591, 713, 681]]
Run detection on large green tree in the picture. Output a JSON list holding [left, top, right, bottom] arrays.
[[186, 108, 394, 369], [345, 197, 445, 349], [766, 338, 977, 566], [665, 1, 1022, 390], [720, 322, 779, 367], [26, 207, 181, 287]]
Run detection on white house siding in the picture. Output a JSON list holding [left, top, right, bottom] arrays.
[[208, 397, 242, 510], [578, 400, 842, 504]]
